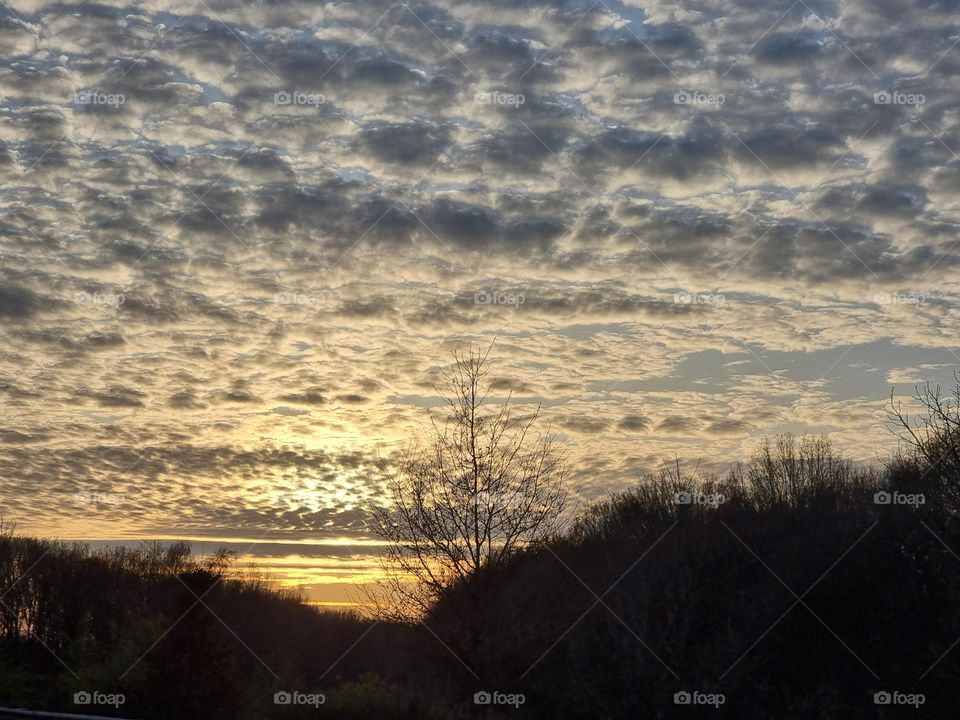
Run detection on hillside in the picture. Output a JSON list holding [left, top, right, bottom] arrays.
[[1, 410, 959, 717]]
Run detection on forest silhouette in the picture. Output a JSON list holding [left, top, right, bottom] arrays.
[[1, 371, 959, 718]]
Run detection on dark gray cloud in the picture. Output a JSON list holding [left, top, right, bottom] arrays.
[[617, 414, 649, 432], [0, 284, 42, 320], [355, 121, 452, 166]]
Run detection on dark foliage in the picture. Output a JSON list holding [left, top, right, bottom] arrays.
[[426, 433, 960, 718], [2, 381, 960, 718], [0, 538, 448, 719]]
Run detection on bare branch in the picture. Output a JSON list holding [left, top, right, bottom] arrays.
[[367, 344, 570, 620]]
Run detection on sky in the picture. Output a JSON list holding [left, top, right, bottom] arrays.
[[1, 0, 959, 604]]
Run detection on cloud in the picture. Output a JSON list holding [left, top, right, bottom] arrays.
[[355, 121, 452, 166], [704, 418, 750, 436], [277, 389, 328, 406], [94, 386, 147, 408], [0, 285, 42, 320], [617, 414, 649, 432], [1, 0, 958, 548]]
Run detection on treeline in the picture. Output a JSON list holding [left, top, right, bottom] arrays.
[[2, 380, 959, 718], [430, 434, 960, 718], [0, 536, 441, 718]]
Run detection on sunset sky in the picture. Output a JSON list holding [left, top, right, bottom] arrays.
[[2, 0, 959, 604]]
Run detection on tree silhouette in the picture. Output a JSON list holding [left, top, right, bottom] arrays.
[[369, 344, 570, 621], [889, 373, 960, 510]]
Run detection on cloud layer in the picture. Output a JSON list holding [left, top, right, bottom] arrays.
[[2, 0, 959, 587]]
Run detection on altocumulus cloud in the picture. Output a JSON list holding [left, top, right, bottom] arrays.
[[0, 0, 958, 541]]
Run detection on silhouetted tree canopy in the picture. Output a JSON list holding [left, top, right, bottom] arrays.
[[2, 377, 960, 718], [369, 345, 570, 621]]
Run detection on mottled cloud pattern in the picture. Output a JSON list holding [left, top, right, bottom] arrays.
[[1, 0, 958, 596]]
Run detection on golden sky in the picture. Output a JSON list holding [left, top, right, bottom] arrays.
[[2, 0, 959, 603]]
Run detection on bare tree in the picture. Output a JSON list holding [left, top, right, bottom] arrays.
[[889, 374, 960, 507], [737, 435, 858, 511], [368, 344, 570, 620], [889, 375, 960, 461]]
